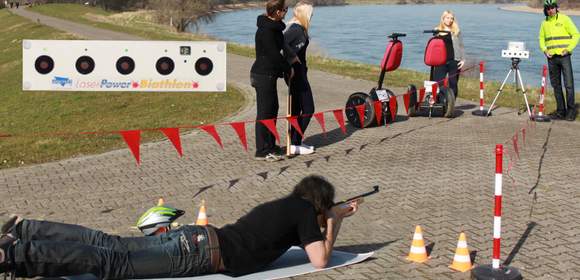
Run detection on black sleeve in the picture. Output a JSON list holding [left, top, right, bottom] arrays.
[[283, 41, 297, 66], [284, 25, 307, 57], [298, 205, 324, 246], [260, 29, 291, 73]]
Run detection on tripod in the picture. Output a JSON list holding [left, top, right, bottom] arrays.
[[487, 58, 532, 118]]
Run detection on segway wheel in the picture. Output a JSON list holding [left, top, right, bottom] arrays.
[[407, 84, 417, 117], [345, 92, 375, 128], [443, 87, 455, 118]]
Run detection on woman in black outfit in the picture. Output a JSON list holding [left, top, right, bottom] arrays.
[[251, 0, 297, 162], [284, 1, 315, 155], [432, 10, 465, 99]]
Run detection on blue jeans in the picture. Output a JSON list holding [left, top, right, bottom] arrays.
[[548, 54, 576, 115], [10, 220, 212, 279]]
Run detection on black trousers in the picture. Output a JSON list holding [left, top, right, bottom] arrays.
[[251, 72, 280, 157], [433, 60, 460, 99], [10, 220, 212, 279], [547, 54, 576, 115], [290, 77, 314, 146]]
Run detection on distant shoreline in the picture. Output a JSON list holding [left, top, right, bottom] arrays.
[[499, 5, 580, 16]]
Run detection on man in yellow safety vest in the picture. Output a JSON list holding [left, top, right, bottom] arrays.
[[539, 0, 579, 121]]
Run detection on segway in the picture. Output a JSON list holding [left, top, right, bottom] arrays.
[[345, 33, 417, 128], [408, 30, 455, 118]]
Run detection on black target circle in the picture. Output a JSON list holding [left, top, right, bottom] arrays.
[[156, 57, 175, 76], [195, 57, 213, 76], [116, 56, 135, 75], [34, 55, 54, 75], [75, 56, 95, 75]]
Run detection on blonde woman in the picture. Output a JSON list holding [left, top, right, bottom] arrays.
[[284, 1, 315, 155], [433, 10, 465, 99]]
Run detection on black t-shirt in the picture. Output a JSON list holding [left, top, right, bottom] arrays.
[[440, 32, 455, 62], [216, 196, 324, 276]]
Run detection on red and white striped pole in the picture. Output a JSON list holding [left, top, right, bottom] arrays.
[[472, 61, 491, 116], [472, 144, 521, 279], [532, 65, 551, 122], [492, 144, 503, 269], [480, 62, 485, 111]]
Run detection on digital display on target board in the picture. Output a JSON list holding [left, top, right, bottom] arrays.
[[22, 40, 227, 92]]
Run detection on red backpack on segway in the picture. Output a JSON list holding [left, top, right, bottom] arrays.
[[407, 30, 455, 118], [345, 33, 417, 128]]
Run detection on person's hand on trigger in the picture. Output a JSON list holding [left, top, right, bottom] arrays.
[[331, 199, 360, 219]]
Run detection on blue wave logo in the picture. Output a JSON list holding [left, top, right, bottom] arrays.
[[51, 76, 73, 88]]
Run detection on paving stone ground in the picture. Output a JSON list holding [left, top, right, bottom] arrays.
[[3, 8, 580, 279]]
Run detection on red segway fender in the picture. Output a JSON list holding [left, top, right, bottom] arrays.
[[424, 37, 447, 67], [380, 40, 403, 72]]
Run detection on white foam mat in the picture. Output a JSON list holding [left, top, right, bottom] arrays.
[[63, 246, 373, 280]]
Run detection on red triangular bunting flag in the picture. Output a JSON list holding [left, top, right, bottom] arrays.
[[403, 92, 410, 114], [355, 104, 366, 128], [259, 119, 280, 144], [120, 130, 141, 165], [287, 116, 304, 138], [160, 128, 183, 157], [419, 88, 426, 105], [201, 125, 223, 149], [229, 122, 248, 152], [512, 133, 520, 160], [313, 112, 327, 136], [373, 101, 383, 126], [431, 83, 438, 104], [389, 96, 397, 122], [444, 77, 449, 88], [333, 109, 347, 135]]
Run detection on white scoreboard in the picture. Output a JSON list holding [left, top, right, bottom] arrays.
[[22, 40, 227, 92]]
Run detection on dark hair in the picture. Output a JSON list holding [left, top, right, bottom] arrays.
[[266, 0, 286, 17], [543, 6, 558, 17], [291, 175, 335, 214]]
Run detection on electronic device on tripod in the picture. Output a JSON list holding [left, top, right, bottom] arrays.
[[487, 42, 532, 118]]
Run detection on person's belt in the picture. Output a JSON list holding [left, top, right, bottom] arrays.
[[204, 225, 222, 273]]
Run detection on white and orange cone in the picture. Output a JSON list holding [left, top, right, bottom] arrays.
[[449, 232, 472, 272], [406, 225, 429, 263], [195, 199, 208, 226]]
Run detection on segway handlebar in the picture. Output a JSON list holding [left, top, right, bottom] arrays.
[[388, 33, 406, 39], [423, 29, 451, 35], [332, 185, 379, 206]]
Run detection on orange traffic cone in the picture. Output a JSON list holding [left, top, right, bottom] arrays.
[[157, 198, 165, 206], [449, 232, 472, 272], [195, 199, 208, 226], [407, 225, 429, 263]]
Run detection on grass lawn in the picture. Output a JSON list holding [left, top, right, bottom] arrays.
[[0, 9, 245, 169]]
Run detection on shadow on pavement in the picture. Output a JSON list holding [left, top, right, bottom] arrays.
[[334, 239, 400, 253], [503, 221, 537, 266], [304, 125, 356, 149]]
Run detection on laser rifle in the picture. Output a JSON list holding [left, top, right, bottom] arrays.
[[333, 185, 379, 207]]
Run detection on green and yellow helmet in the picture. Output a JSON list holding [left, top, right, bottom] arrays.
[[136, 205, 185, 236], [544, 0, 557, 7]]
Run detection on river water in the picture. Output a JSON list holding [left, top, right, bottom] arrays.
[[193, 4, 580, 89]]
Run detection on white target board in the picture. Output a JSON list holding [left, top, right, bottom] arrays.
[[22, 40, 226, 92]]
